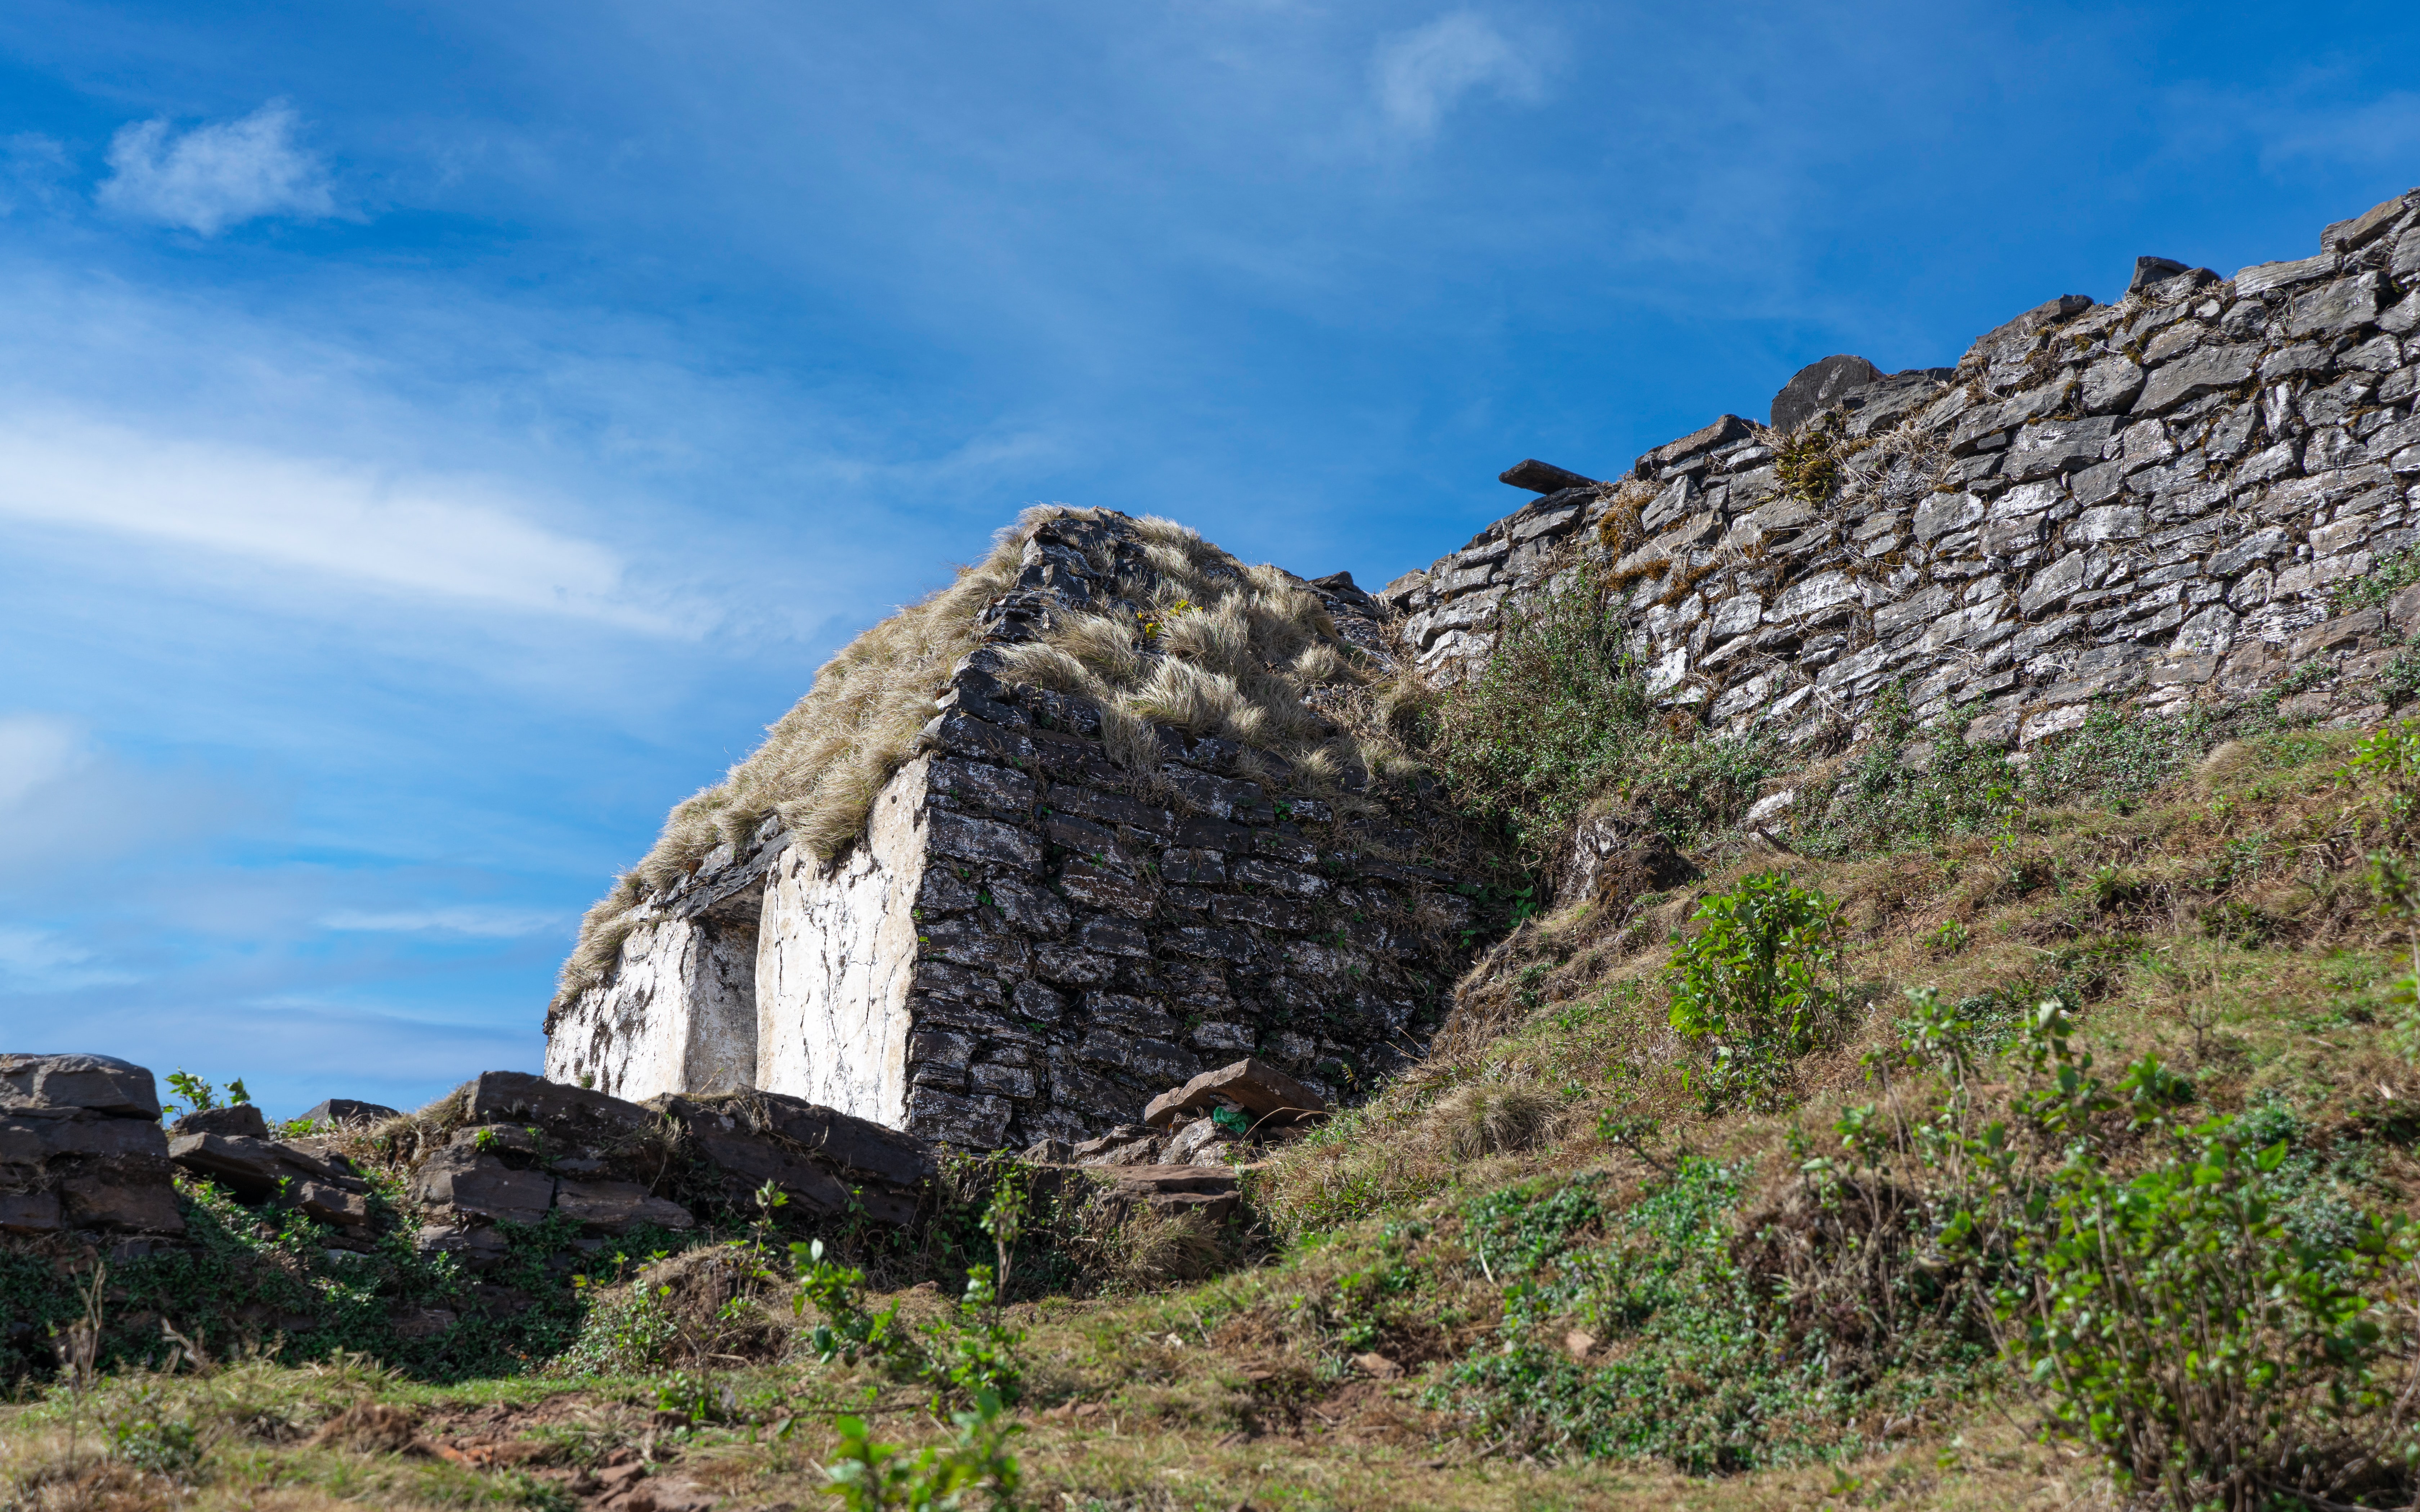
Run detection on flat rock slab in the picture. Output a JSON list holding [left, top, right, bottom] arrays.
[[465, 1071, 656, 1144], [0, 1053, 161, 1119], [302, 1098, 402, 1125], [1144, 1057, 1325, 1130], [171, 1105, 269, 1139]]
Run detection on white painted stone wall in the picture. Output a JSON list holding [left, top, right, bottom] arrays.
[[754, 758, 931, 1126], [542, 915, 759, 1103]]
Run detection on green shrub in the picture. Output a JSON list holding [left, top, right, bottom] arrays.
[[3, 1182, 648, 1386], [1826, 996, 2420, 1510], [2337, 546, 2420, 611], [1805, 725, 2018, 857], [820, 1392, 1022, 1511], [163, 1069, 250, 1118], [792, 1239, 910, 1370], [1665, 872, 1841, 1111], [2006, 1124, 2415, 1510], [2026, 705, 2227, 808], [555, 1273, 681, 1376], [789, 1241, 1025, 1410], [1425, 564, 1770, 862], [2380, 649, 2420, 711], [106, 1387, 201, 1476]]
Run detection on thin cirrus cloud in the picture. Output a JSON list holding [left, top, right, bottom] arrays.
[[320, 907, 565, 939], [1371, 11, 1543, 141], [0, 924, 137, 991], [2252, 90, 2420, 169], [0, 413, 700, 633], [0, 712, 83, 810], [95, 100, 336, 235]]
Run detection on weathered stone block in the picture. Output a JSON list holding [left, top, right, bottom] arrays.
[[412, 1146, 555, 1226], [554, 1179, 695, 1234], [0, 1053, 161, 1119], [2136, 345, 2260, 414]]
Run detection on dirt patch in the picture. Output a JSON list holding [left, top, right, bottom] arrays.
[[308, 1400, 423, 1454]]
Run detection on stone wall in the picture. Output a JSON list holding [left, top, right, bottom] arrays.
[[546, 841, 773, 1103], [549, 512, 1479, 1149], [0, 1053, 183, 1243], [1384, 188, 2420, 782]]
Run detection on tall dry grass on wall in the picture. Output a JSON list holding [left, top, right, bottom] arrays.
[[554, 507, 1415, 1011]]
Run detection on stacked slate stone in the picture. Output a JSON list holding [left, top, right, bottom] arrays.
[[409, 1072, 936, 1270], [167, 1102, 378, 1243], [1387, 188, 2420, 759], [888, 514, 1475, 1148], [0, 1053, 183, 1246]]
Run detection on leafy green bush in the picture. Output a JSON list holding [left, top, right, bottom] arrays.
[[820, 1392, 1022, 1511], [1803, 723, 2018, 857], [163, 1069, 250, 1118], [1664, 872, 1841, 1111], [106, 1387, 201, 1475], [789, 1241, 1025, 1409], [2337, 546, 2420, 611], [2380, 649, 2420, 711], [2007, 1124, 2415, 1510], [2025, 705, 2232, 809], [1424, 565, 1769, 862], [792, 1239, 910, 1369], [555, 1274, 681, 1375], [1823, 994, 2420, 1510]]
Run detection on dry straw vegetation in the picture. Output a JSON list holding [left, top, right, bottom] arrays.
[[555, 506, 1416, 1008]]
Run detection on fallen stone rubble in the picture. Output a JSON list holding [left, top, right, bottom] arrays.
[[406, 1071, 942, 1269], [5, 1045, 1327, 1325], [1019, 1056, 1330, 1224]]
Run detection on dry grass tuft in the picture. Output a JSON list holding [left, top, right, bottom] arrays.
[[1113, 1210, 1227, 1288], [1429, 1084, 1563, 1161]]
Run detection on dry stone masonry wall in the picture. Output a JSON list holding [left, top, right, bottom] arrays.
[[0, 1053, 183, 1243], [550, 512, 1479, 1149], [1386, 189, 2420, 764]]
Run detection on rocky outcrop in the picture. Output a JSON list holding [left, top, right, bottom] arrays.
[[170, 1130, 376, 1236], [408, 1070, 938, 1268], [1386, 188, 2420, 775], [1142, 1056, 1324, 1132], [548, 511, 1482, 1151], [302, 1098, 402, 1126], [0, 1053, 183, 1241]]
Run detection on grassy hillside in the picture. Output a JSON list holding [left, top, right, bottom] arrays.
[[14, 649, 2420, 1507]]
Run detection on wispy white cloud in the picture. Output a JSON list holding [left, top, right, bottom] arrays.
[[0, 413, 701, 631], [0, 714, 85, 809], [0, 133, 74, 216], [2153, 79, 2420, 177], [2253, 90, 2420, 170], [321, 906, 564, 938], [97, 100, 336, 234], [1371, 12, 1541, 141], [0, 924, 138, 990]]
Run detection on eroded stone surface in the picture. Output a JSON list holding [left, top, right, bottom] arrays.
[[1393, 186, 2420, 796], [0, 1055, 182, 1239]]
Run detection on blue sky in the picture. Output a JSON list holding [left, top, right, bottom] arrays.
[[1, 0, 2414, 1117]]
